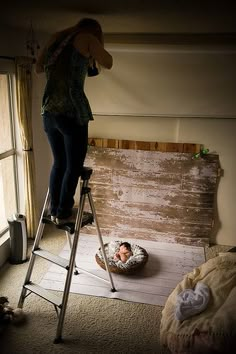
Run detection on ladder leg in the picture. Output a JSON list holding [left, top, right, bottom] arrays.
[[87, 190, 116, 292], [54, 187, 87, 343], [18, 189, 50, 308], [66, 231, 79, 275]]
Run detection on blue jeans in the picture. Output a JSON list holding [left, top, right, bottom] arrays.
[[43, 113, 88, 218]]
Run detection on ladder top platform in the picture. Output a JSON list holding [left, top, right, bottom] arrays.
[[81, 167, 93, 181], [42, 211, 94, 234]]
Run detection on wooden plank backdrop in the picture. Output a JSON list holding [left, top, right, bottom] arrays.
[[83, 138, 220, 246]]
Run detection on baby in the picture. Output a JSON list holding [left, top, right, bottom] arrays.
[[114, 242, 133, 263]]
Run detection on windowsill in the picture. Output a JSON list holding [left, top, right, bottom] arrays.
[[0, 231, 10, 268], [0, 232, 9, 246]]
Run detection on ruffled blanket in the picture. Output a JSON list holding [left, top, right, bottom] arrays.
[[160, 252, 236, 354]]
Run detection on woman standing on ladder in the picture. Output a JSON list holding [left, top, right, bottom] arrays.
[[35, 18, 113, 226]]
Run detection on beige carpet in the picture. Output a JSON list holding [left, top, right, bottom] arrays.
[[0, 224, 231, 354]]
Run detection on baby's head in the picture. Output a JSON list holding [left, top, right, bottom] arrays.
[[119, 242, 132, 253]]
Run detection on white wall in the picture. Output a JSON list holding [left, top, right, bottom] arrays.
[[86, 44, 236, 118]]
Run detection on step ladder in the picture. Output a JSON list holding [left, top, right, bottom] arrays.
[[18, 167, 116, 343]]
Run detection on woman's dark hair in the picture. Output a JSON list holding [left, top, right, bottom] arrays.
[[76, 18, 103, 44]]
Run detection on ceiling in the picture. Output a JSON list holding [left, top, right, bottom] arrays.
[[1, 0, 235, 36]]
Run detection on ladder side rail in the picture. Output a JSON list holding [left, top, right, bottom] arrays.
[[18, 189, 50, 308], [32, 188, 51, 251], [54, 182, 87, 343], [87, 191, 116, 291], [66, 231, 79, 274]]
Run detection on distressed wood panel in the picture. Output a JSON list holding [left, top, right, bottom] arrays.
[[86, 147, 219, 176], [83, 140, 220, 245], [90, 169, 218, 194], [91, 169, 182, 189], [88, 138, 202, 153], [86, 183, 215, 208], [85, 199, 214, 225], [182, 175, 218, 193], [87, 213, 212, 238], [82, 222, 210, 246]]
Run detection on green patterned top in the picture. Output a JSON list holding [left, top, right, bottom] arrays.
[[41, 35, 93, 126]]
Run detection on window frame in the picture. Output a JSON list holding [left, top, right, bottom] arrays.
[[0, 71, 19, 238]]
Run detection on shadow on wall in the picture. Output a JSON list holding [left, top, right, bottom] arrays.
[[210, 161, 223, 245]]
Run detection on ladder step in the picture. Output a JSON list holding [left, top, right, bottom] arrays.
[[42, 211, 94, 234], [24, 282, 62, 307], [33, 249, 69, 269], [56, 211, 94, 234]]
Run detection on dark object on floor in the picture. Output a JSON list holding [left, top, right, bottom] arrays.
[[0, 296, 26, 331], [7, 214, 28, 264]]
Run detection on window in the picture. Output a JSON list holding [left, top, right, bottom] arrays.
[[0, 72, 18, 237]]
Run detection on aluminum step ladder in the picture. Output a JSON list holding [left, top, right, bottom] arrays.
[[18, 167, 116, 343]]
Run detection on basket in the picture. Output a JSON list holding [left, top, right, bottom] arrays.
[[95, 242, 149, 274]]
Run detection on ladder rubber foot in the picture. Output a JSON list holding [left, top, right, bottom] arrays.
[[111, 288, 117, 292], [54, 336, 63, 344]]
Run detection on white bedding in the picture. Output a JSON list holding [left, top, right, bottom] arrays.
[[160, 252, 236, 354]]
